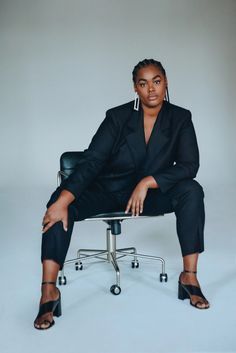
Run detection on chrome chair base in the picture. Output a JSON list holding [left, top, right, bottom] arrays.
[[58, 215, 168, 295]]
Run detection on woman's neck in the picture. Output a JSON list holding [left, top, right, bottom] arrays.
[[142, 101, 163, 118]]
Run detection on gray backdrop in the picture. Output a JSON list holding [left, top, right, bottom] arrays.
[[0, 0, 236, 189], [0, 2, 236, 352]]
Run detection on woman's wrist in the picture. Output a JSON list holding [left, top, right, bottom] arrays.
[[141, 176, 159, 189], [56, 190, 75, 207]]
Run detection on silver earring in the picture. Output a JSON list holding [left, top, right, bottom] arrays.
[[134, 92, 140, 111]]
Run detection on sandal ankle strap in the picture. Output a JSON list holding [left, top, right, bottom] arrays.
[[183, 270, 197, 274], [42, 281, 56, 285]]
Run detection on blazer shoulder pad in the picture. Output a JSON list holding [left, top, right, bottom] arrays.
[[167, 102, 191, 123], [168, 102, 190, 115], [105, 101, 134, 126], [106, 101, 133, 116]]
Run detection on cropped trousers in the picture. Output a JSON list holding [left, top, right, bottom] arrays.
[[41, 179, 205, 269]]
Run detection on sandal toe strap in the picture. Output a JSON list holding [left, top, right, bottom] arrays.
[[36, 300, 56, 319], [183, 284, 206, 299]]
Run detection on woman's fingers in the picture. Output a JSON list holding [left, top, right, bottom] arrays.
[[42, 218, 68, 233], [126, 194, 145, 216], [42, 210, 56, 232], [125, 180, 148, 215], [140, 201, 143, 214], [42, 214, 48, 226], [125, 198, 132, 214], [42, 205, 68, 233], [42, 221, 54, 233], [135, 200, 143, 216], [42, 212, 53, 227], [62, 217, 68, 232], [131, 201, 136, 216], [125, 199, 142, 216]]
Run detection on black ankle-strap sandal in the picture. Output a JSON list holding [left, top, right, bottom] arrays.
[[178, 270, 210, 309], [34, 281, 62, 330]]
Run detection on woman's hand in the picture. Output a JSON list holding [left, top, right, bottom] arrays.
[[42, 190, 75, 233], [125, 180, 148, 216], [125, 176, 159, 216], [42, 202, 68, 233]]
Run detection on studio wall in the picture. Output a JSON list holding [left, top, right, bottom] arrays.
[[0, 0, 235, 189]]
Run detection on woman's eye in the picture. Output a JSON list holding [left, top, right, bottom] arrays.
[[139, 82, 146, 87], [154, 80, 161, 85]]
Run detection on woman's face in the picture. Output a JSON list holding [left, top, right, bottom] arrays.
[[134, 64, 167, 109]]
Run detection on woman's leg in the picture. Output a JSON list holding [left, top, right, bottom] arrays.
[[166, 179, 209, 308], [142, 179, 209, 308], [35, 201, 77, 329], [35, 187, 120, 329]]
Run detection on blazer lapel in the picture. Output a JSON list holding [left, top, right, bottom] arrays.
[[125, 101, 171, 172], [125, 109, 147, 169], [143, 101, 171, 171]]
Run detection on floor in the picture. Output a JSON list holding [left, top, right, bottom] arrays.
[[0, 184, 235, 353]]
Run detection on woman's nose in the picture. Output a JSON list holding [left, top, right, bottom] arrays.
[[148, 83, 154, 92]]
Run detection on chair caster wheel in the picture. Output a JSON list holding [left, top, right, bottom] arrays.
[[58, 276, 67, 285], [75, 262, 83, 271], [131, 260, 139, 268], [110, 285, 121, 295], [160, 273, 168, 282]]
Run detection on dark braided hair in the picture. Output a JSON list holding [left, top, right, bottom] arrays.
[[132, 59, 170, 102]]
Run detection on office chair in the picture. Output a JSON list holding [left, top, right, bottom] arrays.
[[58, 152, 168, 295]]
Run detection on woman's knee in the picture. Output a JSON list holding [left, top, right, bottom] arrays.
[[187, 180, 204, 199], [173, 179, 204, 201]]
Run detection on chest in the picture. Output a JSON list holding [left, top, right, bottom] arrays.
[[143, 116, 158, 145]]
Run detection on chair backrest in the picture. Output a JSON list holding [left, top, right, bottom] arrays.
[[60, 151, 84, 181]]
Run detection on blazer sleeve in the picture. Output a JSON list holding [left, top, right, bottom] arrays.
[[61, 110, 117, 199], [153, 112, 200, 193]]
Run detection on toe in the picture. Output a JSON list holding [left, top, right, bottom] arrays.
[[191, 295, 210, 309], [34, 319, 51, 329], [195, 298, 210, 309], [34, 313, 53, 329]]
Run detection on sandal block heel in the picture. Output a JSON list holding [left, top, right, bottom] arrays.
[[53, 299, 62, 317], [178, 282, 189, 300]]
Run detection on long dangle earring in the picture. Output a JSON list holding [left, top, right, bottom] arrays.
[[165, 86, 170, 102], [133, 92, 140, 111]]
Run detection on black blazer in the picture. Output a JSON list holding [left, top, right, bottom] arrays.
[[62, 100, 199, 198]]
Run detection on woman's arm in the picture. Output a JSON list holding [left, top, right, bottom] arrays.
[[42, 111, 119, 233], [61, 110, 118, 199], [125, 176, 159, 216]]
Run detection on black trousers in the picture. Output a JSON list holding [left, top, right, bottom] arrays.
[[41, 179, 205, 269]]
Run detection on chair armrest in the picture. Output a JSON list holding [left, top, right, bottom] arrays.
[[57, 170, 69, 186]]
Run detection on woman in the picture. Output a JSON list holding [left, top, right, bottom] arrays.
[[34, 59, 209, 330]]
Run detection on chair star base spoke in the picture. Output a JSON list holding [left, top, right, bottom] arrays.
[[58, 213, 168, 294]]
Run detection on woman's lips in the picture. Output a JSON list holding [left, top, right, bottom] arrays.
[[148, 95, 158, 100]]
